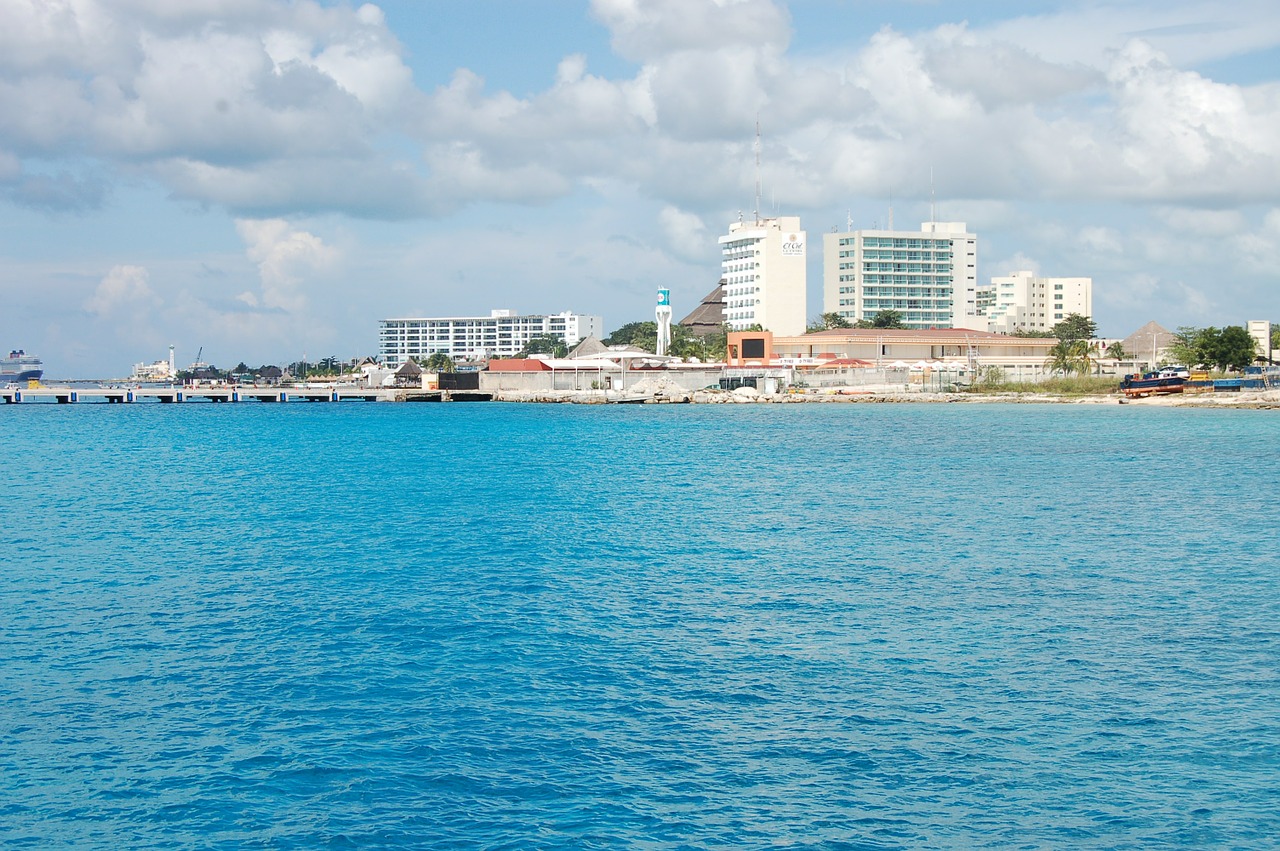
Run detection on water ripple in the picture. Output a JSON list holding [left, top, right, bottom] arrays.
[[2, 403, 1278, 847]]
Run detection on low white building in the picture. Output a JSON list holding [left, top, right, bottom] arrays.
[[131, 345, 176, 381], [379, 309, 603, 367], [981, 271, 1092, 334]]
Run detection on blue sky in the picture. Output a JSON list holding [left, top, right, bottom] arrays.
[[2, 0, 1279, 377]]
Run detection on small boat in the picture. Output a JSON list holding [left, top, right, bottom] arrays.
[[1120, 370, 1186, 398]]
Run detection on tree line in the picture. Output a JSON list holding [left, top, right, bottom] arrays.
[[1167, 326, 1258, 372]]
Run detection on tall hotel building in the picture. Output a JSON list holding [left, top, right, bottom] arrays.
[[823, 222, 978, 329], [719, 215, 807, 336], [379, 309, 603, 366]]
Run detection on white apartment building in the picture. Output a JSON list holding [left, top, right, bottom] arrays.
[[378, 310, 603, 367], [982, 271, 1093, 334], [823, 222, 977, 329], [719, 215, 807, 336]]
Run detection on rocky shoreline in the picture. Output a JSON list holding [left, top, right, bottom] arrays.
[[492, 386, 1280, 409]]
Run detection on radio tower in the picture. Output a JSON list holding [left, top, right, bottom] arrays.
[[753, 116, 762, 224]]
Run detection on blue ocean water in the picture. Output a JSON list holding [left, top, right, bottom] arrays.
[[2, 401, 1278, 848]]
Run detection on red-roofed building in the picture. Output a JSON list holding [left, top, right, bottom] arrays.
[[730, 327, 1059, 372]]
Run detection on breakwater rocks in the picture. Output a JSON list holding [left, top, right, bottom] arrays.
[[491, 387, 1280, 407], [493, 388, 1064, 405]]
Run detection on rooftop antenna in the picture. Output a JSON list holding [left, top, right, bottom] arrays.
[[888, 190, 895, 231], [753, 115, 762, 224], [929, 167, 936, 225], [847, 209, 853, 232]]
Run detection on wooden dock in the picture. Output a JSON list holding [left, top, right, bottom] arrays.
[[0, 385, 493, 404]]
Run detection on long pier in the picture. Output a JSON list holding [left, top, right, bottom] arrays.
[[0, 385, 492, 404]]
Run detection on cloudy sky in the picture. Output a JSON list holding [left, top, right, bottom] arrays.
[[3, 0, 1279, 376]]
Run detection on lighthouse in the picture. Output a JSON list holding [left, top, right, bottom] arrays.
[[655, 289, 672, 357]]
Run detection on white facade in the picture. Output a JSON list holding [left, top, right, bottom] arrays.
[[378, 310, 603, 367], [823, 222, 977, 329], [1247, 320, 1272, 361], [131, 345, 176, 381], [719, 215, 807, 336], [984, 271, 1093, 334]]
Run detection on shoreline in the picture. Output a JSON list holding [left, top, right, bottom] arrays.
[[493, 387, 1280, 409]]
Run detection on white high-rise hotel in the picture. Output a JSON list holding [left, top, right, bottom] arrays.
[[822, 222, 978, 329], [719, 215, 808, 336]]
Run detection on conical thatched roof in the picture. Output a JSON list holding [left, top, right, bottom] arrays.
[[1122, 321, 1174, 360], [395, 359, 422, 376], [568, 335, 610, 358], [679, 281, 725, 336]]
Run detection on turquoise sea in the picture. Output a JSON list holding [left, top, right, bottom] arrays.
[[2, 401, 1278, 848]]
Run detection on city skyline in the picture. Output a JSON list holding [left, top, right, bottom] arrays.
[[3, 0, 1279, 376]]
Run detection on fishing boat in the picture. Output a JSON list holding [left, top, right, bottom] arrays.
[[1120, 368, 1186, 398]]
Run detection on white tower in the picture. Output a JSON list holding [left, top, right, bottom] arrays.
[[655, 289, 672, 357], [168, 345, 175, 378]]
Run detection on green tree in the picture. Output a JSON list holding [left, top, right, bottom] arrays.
[[1050, 313, 1097, 342], [422, 352, 456, 373], [1204, 326, 1257, 371], [678, 323, 729, 361], [867, 309, 907, 329], [1166, 326, 1203, 367], [603, 321, 656, 346], [1105, 341, 1127, 360], [851, 311, 906, 329], [1270, 323, 1280, 356], [519, 335, 568, 358], [1009, 327, 1050, 338], [806, 312, 852, 332]]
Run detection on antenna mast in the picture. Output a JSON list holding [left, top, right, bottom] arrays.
[[753, 116, 762, 224], [888, 190, 895, 231], [929, 167, 936, 224]]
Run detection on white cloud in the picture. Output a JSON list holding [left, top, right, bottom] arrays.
[[1078, 226, 1123, 254], [990, 253, 1041, 277], [1105, 40, 1280, 201], [590, 0, 791, 61], [658, 205, 710, 261], [1153, 206, 1247, 236], [975, 0, 1280, 71], [1231, 208, 1280, 275], [235, 218, 338, 312], [84, 264, 158, 315]]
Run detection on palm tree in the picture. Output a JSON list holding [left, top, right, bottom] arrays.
[[424, 352, 456, 373], [1044, 340, 1076, 375], [1044, 339, 1097, 375]]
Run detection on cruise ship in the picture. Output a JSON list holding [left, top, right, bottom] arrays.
[[2, 350, 44, 384]]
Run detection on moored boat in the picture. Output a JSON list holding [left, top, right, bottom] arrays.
[[1120, 369, 1185, 398]]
